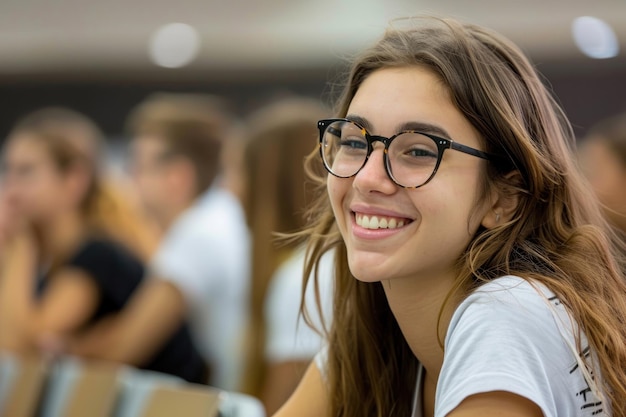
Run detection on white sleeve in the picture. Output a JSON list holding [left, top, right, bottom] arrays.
[[150, 221, 219, 306], [435, 277, 605, 417], [265, 249, 334, 363], [314, 344, 329, 382]]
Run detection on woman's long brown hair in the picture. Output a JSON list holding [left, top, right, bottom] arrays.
[[299, 17, 626, 416]]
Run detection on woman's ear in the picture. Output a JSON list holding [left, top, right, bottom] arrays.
[[481, 170, 522, 229]]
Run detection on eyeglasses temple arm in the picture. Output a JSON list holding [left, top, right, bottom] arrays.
[[450, 141, 494, 160]]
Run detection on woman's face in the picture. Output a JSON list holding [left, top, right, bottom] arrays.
[[1, 135, 76, 224], [328, 67, 492, 284]]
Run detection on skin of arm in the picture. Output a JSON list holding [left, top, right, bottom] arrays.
[[0, 232, 38, 351], [446, 391, 544, 417], [262, 360, 310, 415], [272, 361, 328, 417], [0, 232, 100, 352], [68, 278, 187, 366]]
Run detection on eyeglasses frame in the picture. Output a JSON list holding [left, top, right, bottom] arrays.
[[317, 118, 496, 189]]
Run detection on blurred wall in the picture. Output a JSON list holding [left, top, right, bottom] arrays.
[[1, 56, 624, 143]]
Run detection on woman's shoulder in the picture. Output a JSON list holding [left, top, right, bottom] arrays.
[[182, 187, 246, 231], [162, 188, 249, 253], [448, 275, 569, 344], [67, 237, 145, 282], [71, 237, 140, 264], [459, 275, 557, 313]]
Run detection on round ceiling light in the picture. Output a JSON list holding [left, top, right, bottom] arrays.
[[149, 23, 201, 68], [572, 16, 619, 59]]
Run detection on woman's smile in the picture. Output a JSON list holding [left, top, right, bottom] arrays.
[[349, 204, 417, 239]]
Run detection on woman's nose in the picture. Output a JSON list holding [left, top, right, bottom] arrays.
[[352, 144, 397, 195]]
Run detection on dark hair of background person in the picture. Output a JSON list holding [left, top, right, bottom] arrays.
[[126, 93, 231, 196], [7, 106, 155, 261], [240, 97, 328, 400]]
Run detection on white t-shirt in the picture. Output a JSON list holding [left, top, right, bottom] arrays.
[[265, 247, 334, 363], [151, 186, 250, 391], [316, 276, 609, 416], [432, 275, 607, 416]]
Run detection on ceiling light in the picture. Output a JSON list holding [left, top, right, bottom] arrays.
[[149, 23, 201, 68], [571, 16, 619, 59]]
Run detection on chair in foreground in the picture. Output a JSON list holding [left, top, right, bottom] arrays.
[[1, 353, 266, 417], [115, 368, 220, 417], [38, 356, 120, 417], [0, 353, 48, 417], [218, 391, 265, 417], [114, 367, 265, 417]]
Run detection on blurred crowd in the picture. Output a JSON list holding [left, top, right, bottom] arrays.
[[0, 92, 623, 415]]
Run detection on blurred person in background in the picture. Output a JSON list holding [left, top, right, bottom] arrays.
[[70, 93, 250, 390], [220, 121, 248, 206], [579, 112, 626, 237], [241, 97, 334, 414], [0, 107, 207, 383]]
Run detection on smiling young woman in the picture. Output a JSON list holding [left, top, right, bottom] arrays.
[[273, 17, 626, 417]]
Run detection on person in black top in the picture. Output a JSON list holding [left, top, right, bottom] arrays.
[[0, 107, 207, 383]]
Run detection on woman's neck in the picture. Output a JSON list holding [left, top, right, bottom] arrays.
[[37, 211, 86, 269], [381, 271, 458, 381], [155, 194, 198, 233]]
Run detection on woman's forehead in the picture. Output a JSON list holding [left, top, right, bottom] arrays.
[[348, 67, 481, 147]]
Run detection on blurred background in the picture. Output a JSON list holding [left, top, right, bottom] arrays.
[[1, 0, 625, 143], [1, 2, 626, 415]]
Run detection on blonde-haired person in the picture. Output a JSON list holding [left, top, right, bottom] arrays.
[[0, 107, 207, 383], [579, 112, 626, 237], [275, 17, 626, 417], [240, 97, 333, 414]]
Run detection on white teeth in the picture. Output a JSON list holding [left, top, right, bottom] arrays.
[[356, 215, 366, 228], [358, 215, 367, 228], [369, 216, 379, 229], [355, 214, 408, 230]]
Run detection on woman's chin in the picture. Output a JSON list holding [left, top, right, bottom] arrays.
[[352, 273, 383, 283], [348, 258, 397, 283]]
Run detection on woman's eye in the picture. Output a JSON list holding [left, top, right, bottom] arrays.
[[340, 137, 367, 150], [407, 148, 437, 158]]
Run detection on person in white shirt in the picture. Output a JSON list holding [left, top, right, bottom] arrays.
[[70, 93, 250, 390], [150, 184, 250, 390], [275, 17, 626, 417], [239, 98, 332, 414], [265, 247, 333, 368]]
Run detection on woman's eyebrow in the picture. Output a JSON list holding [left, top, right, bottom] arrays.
[[346, 114, 452, 139], [346, 114, 371, 131], [398, 121, 452, 139]]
